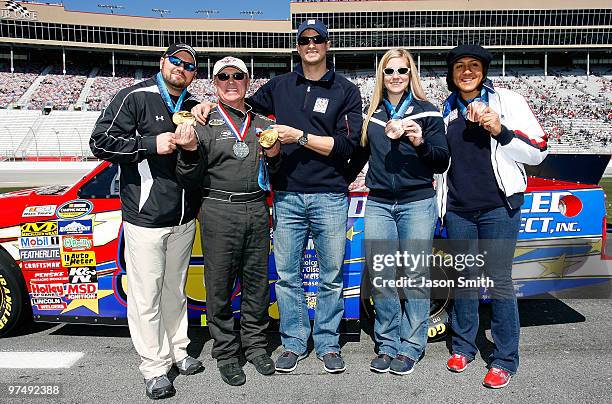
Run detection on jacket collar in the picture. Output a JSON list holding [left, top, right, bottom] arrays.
[[442, 78, 495, 118], [217, 100, 253, 119], [294, 61, 335, 82]]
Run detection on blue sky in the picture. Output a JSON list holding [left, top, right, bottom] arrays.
[[62, 0, 291, 20]]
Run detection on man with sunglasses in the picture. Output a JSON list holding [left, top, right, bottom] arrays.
[[176, 56, 281, 386], [90, 43, 202, 400], [193, 19, 362, 374]]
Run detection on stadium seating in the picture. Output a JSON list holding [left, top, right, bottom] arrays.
[[0, 66, 609, 158]]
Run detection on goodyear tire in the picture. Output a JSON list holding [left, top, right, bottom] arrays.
[[360, 264, 451, 342], [0, 248, 31, 337]]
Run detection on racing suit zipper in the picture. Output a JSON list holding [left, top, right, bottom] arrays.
[[302, 85, 311, 111]]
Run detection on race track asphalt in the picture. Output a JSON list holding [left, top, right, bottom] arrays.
[[1, 293, 611, 404]]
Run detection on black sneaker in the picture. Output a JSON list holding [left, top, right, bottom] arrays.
[[389, 354, 415, 375], [275, 351, 307, 373], [175, 356, 204, 375], [218, 362, 246, 386], [251, 353, 275, 375], [144, 375, 176, 400], [321, 352, 346, 374], [370, 354, 393, 373]]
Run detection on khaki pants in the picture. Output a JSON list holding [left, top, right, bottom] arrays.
[[123, 219, 196, 379]]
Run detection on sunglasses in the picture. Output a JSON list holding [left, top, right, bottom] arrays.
[[297, 35, 327, 46], [383, 67, 410, 76], [216, 72, 246, 81], [167, 55, 197, 72]]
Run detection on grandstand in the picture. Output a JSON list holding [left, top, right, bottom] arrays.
[[0, 0, 610, 160]]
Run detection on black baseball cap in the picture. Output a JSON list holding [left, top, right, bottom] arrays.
[[446, 44, 492, 91], [163, 43, 198, 67], [297, 19, 328, 40]]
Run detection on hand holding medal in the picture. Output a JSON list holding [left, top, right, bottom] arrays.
[[174, 122, 198, 151], [385, 119, 404, 140], [258, 127, 279, 149], [401, 118, 423, 146], [466, 101, 487, 123]]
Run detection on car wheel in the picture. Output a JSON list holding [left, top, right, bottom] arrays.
[[0, 248, 31, 337]]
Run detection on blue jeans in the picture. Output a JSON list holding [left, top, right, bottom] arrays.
[[445, 206, 521, 374], [272, 191, 348, 357], [364, 196, 437, 361]]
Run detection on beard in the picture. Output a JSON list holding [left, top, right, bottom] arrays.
[[162, 69, 188, 92]]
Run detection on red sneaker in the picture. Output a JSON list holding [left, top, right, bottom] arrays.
[[483, 367, 512, 389], [446, 353, 470, 373]]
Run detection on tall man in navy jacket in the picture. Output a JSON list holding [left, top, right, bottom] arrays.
[[193, 19, 362, 373]]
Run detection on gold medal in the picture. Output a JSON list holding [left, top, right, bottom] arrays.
[[258, 128, 279, 148], [172, 111, 196, 126]]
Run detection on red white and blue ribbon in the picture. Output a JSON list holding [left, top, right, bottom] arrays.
[[217, 103, 251, 142]]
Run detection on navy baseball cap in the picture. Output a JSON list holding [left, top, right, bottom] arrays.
[[297, 19, 328, 39]]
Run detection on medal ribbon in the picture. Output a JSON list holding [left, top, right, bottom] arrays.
[[156, 72, 188, 113], [254, 127, 271, 191], [216, 103, 251, 142], [456, 86, 489, 120], [383, 91, 413, 120]]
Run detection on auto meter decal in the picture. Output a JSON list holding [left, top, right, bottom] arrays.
[[519, 189, 604, 240], [56, 200, 93, 220]]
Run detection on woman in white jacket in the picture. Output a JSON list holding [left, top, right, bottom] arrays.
[[439, 44, 548, 389]]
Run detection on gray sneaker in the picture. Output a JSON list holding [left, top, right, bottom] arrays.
[[275, 351, 307, 373], [175, 356, 204, 375], [321, 352, 346, 374], [144, 375, 175, 400]]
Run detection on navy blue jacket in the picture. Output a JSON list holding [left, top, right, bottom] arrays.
[[347, 97, 450, 203], [248, 62, 362, 193]]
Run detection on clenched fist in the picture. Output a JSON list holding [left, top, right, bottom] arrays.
[[156, 132, 176, 154], [401, 118, 423, 146]]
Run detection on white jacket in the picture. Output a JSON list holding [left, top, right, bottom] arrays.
[[437, 86, 549, 219]]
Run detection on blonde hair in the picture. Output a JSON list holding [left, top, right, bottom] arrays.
[[361, 48, 428, 146]]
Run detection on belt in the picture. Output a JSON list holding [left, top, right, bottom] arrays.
[[202, 189, 265, 203]]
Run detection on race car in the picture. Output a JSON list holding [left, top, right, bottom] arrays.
[[0, 159, 609, 339]]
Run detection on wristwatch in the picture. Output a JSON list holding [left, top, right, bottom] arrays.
[[298, 131, 309, 146]]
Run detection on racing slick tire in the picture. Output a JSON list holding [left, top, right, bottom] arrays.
[[0, 248, 32, 337], [360, 264, 451, 342]]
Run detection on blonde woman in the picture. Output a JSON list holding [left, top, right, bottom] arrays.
[[347, 48, 449, 375]]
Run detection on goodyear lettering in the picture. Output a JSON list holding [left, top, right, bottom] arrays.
[[62, 252, 96, 267], [20, 221, 58, 237]]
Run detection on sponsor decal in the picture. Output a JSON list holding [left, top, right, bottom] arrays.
[[520, 192, 587, 237], [19, 236, 60, 249], [22, 261, 61, 270], [30, 282, 65, 297], [38, 302, 67, 310], [32, 269, 68, 283], [65, 283, 98, 300], [20, 221, 58, 237], [58, 219, 92, 235], [21, 205, 57, 218], [68, 266, 97, 284], [20, 248, 60, 262], [0, 274, 13, 330], [56, 200, 93, 220], [61, 235, 93, 252], [61, 251, 96, 267], [31, 297, 64, 306]]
